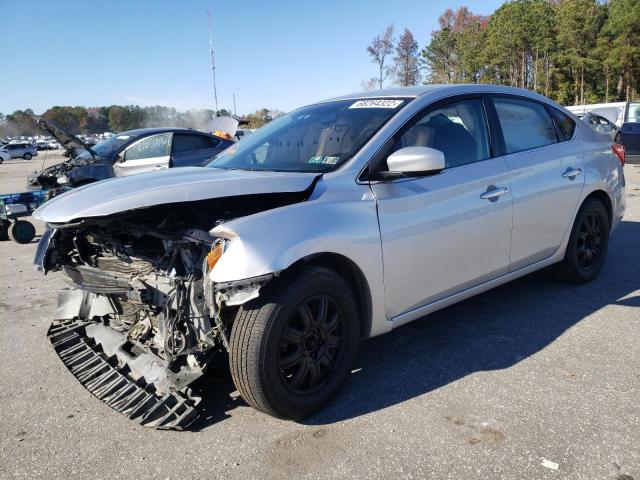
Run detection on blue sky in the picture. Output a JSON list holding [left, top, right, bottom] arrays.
[[0, 0, 503, 115]]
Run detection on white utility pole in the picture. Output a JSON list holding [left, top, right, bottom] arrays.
[[207, 10, 219, 115]]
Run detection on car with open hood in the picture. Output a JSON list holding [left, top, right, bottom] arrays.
[[27, 117, 235, 188], [33, 85, 625, 429]]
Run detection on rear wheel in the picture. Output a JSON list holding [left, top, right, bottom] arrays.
[[229, 266, 360, 420], [23, 153, 32, 160], [556, 198, 610, 283], [9, 220, 36, 244]]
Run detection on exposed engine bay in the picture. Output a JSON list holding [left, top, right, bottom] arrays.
[[27, 157, 106, 189], [39, 192, 309, 428]]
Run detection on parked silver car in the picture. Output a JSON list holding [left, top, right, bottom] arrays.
[[33, 85, 625, 428], [0, 142, 38, 160]]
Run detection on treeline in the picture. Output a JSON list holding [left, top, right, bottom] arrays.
[[367, 0, 639, 105], [0, 106, 281, 137]]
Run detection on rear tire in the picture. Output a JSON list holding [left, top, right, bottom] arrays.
[[23, 153, 32, 160], [229, 266, 360, 420], [555, 198, 610, 284], [9, 220, 36, 244]]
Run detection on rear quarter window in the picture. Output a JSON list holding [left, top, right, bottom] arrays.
[[172, 134, 220, 154], [550, 108, 576, 141]]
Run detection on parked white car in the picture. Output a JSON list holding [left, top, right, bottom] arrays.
[[34, 85, 625, 428], [0, 149, 10, 164], [575, 112, 620, 141], [567, 101, 640, 142]]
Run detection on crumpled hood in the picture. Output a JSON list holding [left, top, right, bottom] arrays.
[[34, 167, 319, 224]]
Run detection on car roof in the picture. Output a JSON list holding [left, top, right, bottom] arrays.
[[116, 127, 211, 137], [315, 84, 559, 106]]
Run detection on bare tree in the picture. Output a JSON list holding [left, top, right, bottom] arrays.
[[359, 78, 379, 92], [393, 28, 421, 86], [367, 25, 395, 89]]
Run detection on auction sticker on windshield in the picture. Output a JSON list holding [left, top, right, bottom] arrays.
[[349, 99, 404, 109]]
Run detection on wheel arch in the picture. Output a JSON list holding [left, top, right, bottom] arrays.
[[582, 189, 613, 230], [283, 253, 373, 339]]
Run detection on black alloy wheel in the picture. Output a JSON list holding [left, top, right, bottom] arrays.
[[229, 266, 360, 420], [576, 212, 602, 270], [277, 295, 346, 396], [556, 198, 609, 284]]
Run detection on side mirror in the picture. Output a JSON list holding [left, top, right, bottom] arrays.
[[384, 146, 445, 179], [116, 151, 126, 163]]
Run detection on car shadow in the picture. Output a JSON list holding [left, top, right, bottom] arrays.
[[189, 219, 640, 430]]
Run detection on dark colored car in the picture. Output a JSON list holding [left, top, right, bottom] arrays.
[[621, 122, 640, 162], [28, 118, 235, 188]]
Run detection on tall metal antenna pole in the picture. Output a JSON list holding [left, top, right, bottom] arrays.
[[207, 10, 219, 114], [233, 92, 237, 116]]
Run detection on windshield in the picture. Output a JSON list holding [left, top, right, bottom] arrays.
[[76, 134, 132, 160], [207, 98, 407, 172]]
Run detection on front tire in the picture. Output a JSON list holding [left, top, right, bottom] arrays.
[[229, 266, 360, 420], [23, 153, 32, 160], [556, 198, 610, 284]]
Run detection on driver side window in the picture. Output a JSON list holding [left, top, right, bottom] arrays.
[[395, 98, 491, 169], [124, 133, 172, 161]]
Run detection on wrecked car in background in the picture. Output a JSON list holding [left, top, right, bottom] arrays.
[[34, 85, 625, 429], [28, 117, 235, 189]]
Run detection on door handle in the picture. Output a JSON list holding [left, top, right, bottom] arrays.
[[480, 186, 509, 201], [562, 167, 582, 179], [152, 166, 164, 171]]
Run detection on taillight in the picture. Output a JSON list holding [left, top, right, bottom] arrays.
[[612, 143, 625, 166]]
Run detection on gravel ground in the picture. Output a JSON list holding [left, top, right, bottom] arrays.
[[0, 155, 639, 480]]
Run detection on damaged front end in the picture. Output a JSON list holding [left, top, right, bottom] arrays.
[[28, 116, 106, 189], [36, 193, 303, 429]]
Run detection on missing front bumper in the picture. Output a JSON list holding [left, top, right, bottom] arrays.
[[48, 319, 200, 430]]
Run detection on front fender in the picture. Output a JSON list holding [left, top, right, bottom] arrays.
[[210, 188, 390, 336], [68, 163, 113, 185]]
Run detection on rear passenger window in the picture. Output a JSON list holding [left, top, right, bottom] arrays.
[[493, 97, 557, 154], [550, 108, 576, 141], [172, 134, 219, 154], [395, 98, 490, 169]]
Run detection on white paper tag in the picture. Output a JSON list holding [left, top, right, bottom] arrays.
[[322, 156, 339, 164], [349, 99, 404, 109]]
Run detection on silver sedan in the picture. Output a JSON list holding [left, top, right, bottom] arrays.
[[34, 85, 626, 427]]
